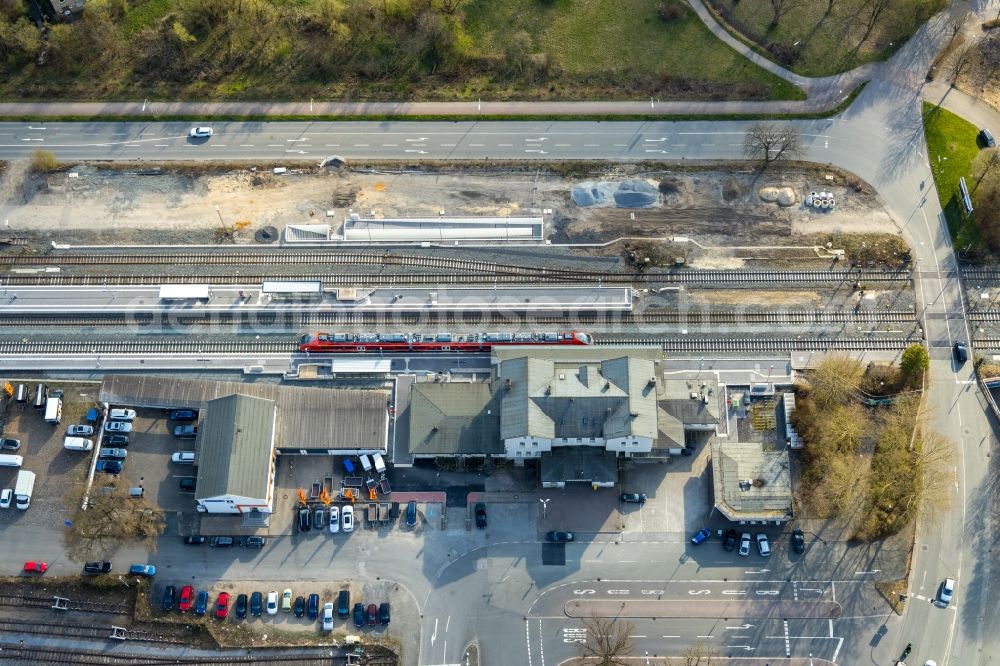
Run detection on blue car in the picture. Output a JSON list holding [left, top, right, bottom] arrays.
[[129, 563, 156, 577], [690, 528, 711, 545], [194, 590, 209, 616]]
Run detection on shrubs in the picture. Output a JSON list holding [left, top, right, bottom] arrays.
[[30, 149, 58, 173], [658, 2, 686, 23]]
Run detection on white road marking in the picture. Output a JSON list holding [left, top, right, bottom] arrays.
[[783, 620, 791, 656]]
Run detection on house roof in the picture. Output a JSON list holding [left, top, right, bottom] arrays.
[[196, 395, 276, 500], [711, 442, 793, 521], [540, 447, 618, 485], [408, 382, 502, 456]]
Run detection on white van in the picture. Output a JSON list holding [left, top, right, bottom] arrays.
[[64, 436, 94, 451], [0, 454, 24, 467], [45, 398, 63, 424]]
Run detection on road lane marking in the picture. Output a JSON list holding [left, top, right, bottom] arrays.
[[525, 619, 533, 666], [783, 620, 790, 656], [240, 144, 254, 147], [538, 619, 545, 666], [431, 617, 438, 646], [445, 615, 450, 632]]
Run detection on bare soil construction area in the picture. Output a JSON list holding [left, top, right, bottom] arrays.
[[0, 162, 898, 253]]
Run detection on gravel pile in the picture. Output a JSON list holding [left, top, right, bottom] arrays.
[[571, 180, 658, 208]]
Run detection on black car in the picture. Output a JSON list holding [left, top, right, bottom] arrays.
[[162, 585, 176, 611], [184, 535, 207, 545], [307, 593, 320, 620], [792, 529, 806, 554], [722, 529, 738, 552], [620, 492, 647, 504], [337, 590, 351, 618], [406, 500, 417, 527], [83, 560, 112, 574], [954, 341, 969, 364], [96, 459, 123, 474], [298, 507, 311, 532], [250, 591, 263, 617], [547, 531, 574, 542], [240, 536, 266, 548], [169, 409, 199, 422], [378, 602, 390, 625], [179, 477, 197, 492], [235, 593, 248, 619], [474, 503, 487, 529], [294, 595, 305, 618], [102, 434, 129, 447], [353, 602, 365, 628]]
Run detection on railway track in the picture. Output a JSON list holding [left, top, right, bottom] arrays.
[[0, 593, 130, 614], [0, 642, 392, 665], [0, 618, 183, 644]]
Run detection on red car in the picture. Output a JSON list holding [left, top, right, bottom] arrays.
[[214, 592, 230, 619], [178, 585, 195, 612], [367, 603, 378, 626], [23, 561, 47, 574]]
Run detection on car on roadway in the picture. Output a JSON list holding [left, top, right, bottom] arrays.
[[342, 505, 354, 532], [104, 421, 132, 433], [379, 602, 390, 625], [690, 528, 711, 545], [162, 585, 176, 611], [981, 128, 996, 148], [620, 492, 647, 504], [322, 602, 335, 631], [129, 563, 156, 577], [68, 424, 94, 436], [235, 593, 248, 619], [0, 489, 12, 509], [281, 588, 293, 612], [475, 503, 487, 529], [756, 533, 771, 557], [406, 500, 417, 527], [96, 459, 123, 474], [173, 425, 198, 439], [722, 529, 738, 551], [0, 438, 21, 451], [189, 127, 214, 138], [938, 578, 955, 605], [250, 591, 263, 617], [367, 603, 378, 625], [792, 529, 805, 554], [83, 560, 112, 575], [184, 535, 207, 545], [109, 408, 136, 421], [953, 341, 968, 364], [298, 507, 311, 532], [266, 591, 278, 615], [169, 409, 199, 422], [214, 592, 230, 619], [103, 434, 129, 447], [194, 590, 209, 616], [547, 531, 574, 542], [178, 585, 194, 612], [294, 595, 305, 617], [23, 561, 47, 574], [307, 593, 320, 620], [353, 602, 365, 628], [738, 532, 752, 557], [171, 451, 196, 464], [329, 506, 340, 533], [337, 590, 351, 618]]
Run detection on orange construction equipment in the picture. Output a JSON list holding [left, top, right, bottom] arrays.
[[296, 489, 308, 507], [368, 487, 377, 501], [342, 488, 356, 503]]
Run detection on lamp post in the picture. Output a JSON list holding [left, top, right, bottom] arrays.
[[539, 498, 550, 519]]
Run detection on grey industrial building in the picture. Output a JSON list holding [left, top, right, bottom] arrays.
[[710, 441, 793, 524]]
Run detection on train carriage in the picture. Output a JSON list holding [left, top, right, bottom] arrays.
[[299, 331, 590, 353]]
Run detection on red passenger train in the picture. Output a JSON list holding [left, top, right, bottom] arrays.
[[298, 331, 591, 353]]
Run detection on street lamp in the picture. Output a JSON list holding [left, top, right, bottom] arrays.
[[539, 498, 550, 519]]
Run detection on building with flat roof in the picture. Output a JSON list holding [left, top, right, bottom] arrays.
[[710, 441, 793, 523]]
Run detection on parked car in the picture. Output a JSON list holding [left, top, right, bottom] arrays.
[[938, 578, 955, 605], [690, 528, 711, 545], [184, 535, 207, 545], [298, 507, 311, 532], [620, 492, 647, 504], [162, 585, 176, 611], [722, 529, 738, 552], [547, 531, 574, 542], [178, 585, 194, 612], [322, 602, 335, 631], [171, 451, 196, 464], [314, 507, 326, 530], [23, 561, 47, 574], [294, 595, 305, 617], [214, 592, 230, 619], [0, 489, 12, 509], [109, 408, 136, 421], [99, 447, 127, 460], [96, 459, 123, 474], [102, 434, 129, 447], [68, 425, 94, 436], [954, 341, 968, 364], [83, 560, 112, 575], [194, 590, 209, 616], [756, 533, 771, 557], [250, 591, 263, 617], [240, 535, 266, 548], [342, 505, 354, 532], [307, 593, 320, 620], [353, 602, 365, 628], [366, 603, 378, 625], [738, 532, 752, 557], [266, 591, 278, 615], [329, 506, 340, 533], [475, 503, 487, 529], [792, 529, 805, 554], [173, 425, 198, 439], [105, 421, 132, 433], [129, 563, 156, 577], [169, 409, 199, 422], [406, 500, 417, 527], [981, 127, 996, 148], [0, 438, 21, 451], [235, 593, 248, 619], [337, 590, 351, 618], [281, 589, 293, 612], [189, 127, 214, 138], [378, 602, 390, 625], [179, 478, 197, 492], [209, 536, 235, 548]]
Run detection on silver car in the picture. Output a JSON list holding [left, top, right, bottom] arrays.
[[938, 578, 955, 605], [738, 532, 751, 556]]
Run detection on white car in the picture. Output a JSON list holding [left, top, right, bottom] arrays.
[[109, 408, 136, 421], [171, 451, 196, 464], [0, 489, 12, 509], [342, 505, 354, 532], [756, 533, 771, 557], [738, 532, 751, 556], [104, 421, 132, 432], [67, 424, 94, 436], [322, 602, 334, 630], [189, 126, 213, 138], [938, 578, 955, 605], [266, 590, 278, 615], [329, 506, 340, 533]]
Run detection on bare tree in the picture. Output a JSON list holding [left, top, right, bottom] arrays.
[[824, 0, 843, 14], [804, 354, 863, 407], [861, 0, 892, 43], [682, 642, 720, 664], [768, 0, 802, 27], [62, 477, 166, 561], [972, 149, 1000, 194], [908, 430, 955, 524], [949, 42, 975, 87], [743, 122, 802, 170], [578, 615, 635, 666]]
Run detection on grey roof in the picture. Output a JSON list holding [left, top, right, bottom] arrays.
[[196, 395, 275, 500], [656, 379, 721, 448], [499, 356, 658, 441], [540, 447, 618, 485], [711, 442, 793, 521], [99, 375, 387, 451], [408, 382, 502, 456]]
